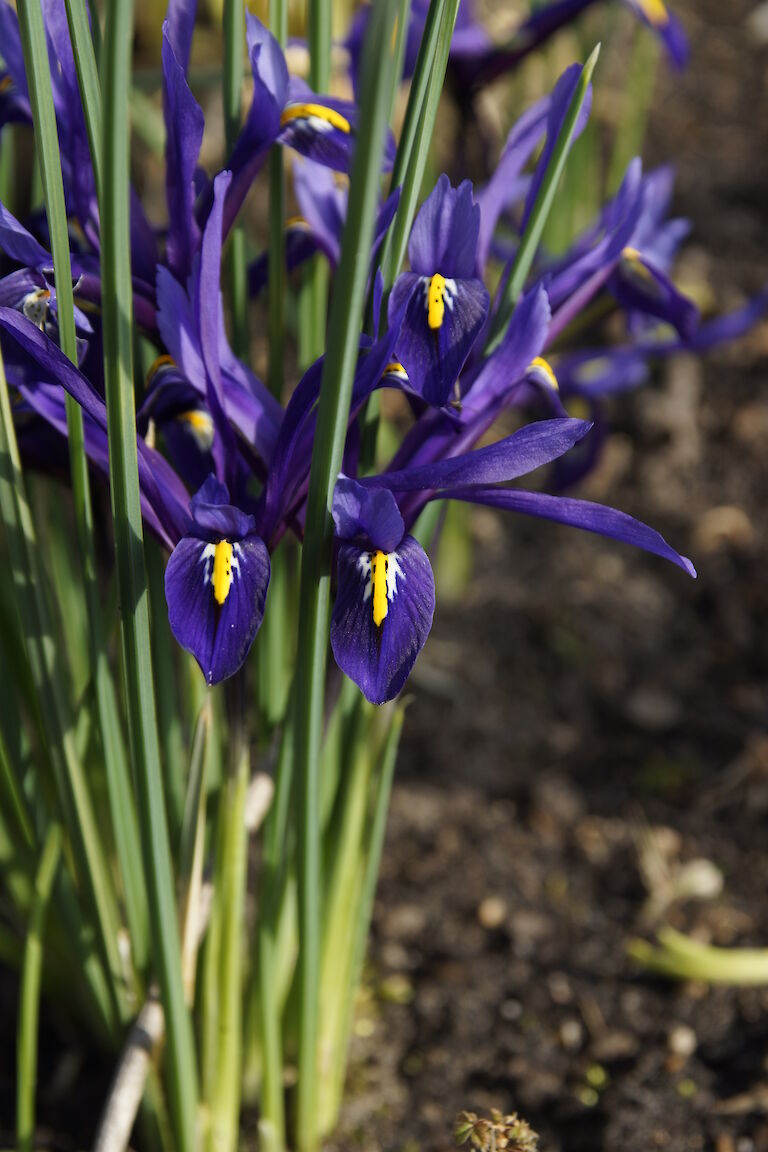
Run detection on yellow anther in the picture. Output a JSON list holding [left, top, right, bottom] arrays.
[[371, 550, 389, 627], [146, 353, 175, 386], [212, 540, 234, 606], [621, 246, 654, 284], [280, 103, 351, 134], [178, 409, 215, 450], [179, 409, 210, 433], [285, 214, 310, 230], [528, 356, 559, 391], [383, 361, 408, 379], [637, 0, 668, 27], [427, 273, 447, 330]]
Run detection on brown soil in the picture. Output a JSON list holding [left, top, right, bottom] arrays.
[[332, 2, 768, 1149]]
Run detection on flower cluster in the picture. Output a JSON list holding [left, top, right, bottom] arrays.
[[0, 0, 762, 705]]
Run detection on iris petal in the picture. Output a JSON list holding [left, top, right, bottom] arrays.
[[331, 536, 435, 705], [389, 273, 489, 408], [165, 534, 270, 685], [613, 248, 699, 340]]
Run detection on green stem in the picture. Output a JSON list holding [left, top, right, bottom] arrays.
[[308, 0, 332, 93], [629, 927, 768, 985], [207, 684, 249, 1152], [321, 705, 403, 1134], [317, 701, 371, 1137], [178, 699, 211, 1004], [147, 539, 186, 843], [101, 1, 198, 1146], [16, 823, 62, 1152], [253, 711, 295, 1152]]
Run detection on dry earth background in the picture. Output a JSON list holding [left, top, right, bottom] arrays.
[[1, 1, 768, 1149], [329, 2, 768, 1149]]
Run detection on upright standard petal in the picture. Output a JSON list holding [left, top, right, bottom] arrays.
[[332, 476, 405, 553], [389, 176, 489, 406], [165, 532, 270, 685], [408, 175, 480, 280], [163, 25, 204, 280], [165, 0, 198, 73], [331, 535, 435, 705]]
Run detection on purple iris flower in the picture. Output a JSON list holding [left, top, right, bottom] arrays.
[[345, 0, 687, 100], [388, 176, 490, 409], [533, 160, 699, 345], [137, 357, 216, 492], [330, 418, 695, 704], [155, 171, 283, 477], [248, 158, 400, 297], [0, 301, 272, 686], [164, 476, 271, 686], [449, 0, 687, 92], [205, 13, 396, 244], [0, 200, 95, 349]]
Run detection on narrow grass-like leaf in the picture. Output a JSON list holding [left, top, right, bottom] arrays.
[[63, 0, 103, 197], [299, 0, 333, 369], [267, 0, 287, 400], [308, 0, 332, 95], [292, 4, 400, 1148], [178, 699, 210, 1003], [16, 822, 62, 1152], [252, 696, 295, 1152], [485, 43, 601, 353], [321, 705, 403, 1133], [0, 723, 34, 850], [17, 0, 149, 978], [607, 30, 659, 194], [101, 1, 198, 1145], [379, 0, 459, 295], [387, 0, 443, 204], [208, 702, 250, 1152], [362, 0, 456, 468], [388, 0, 413, 123], [147, 539, 186, 842], [223, 0, 249, 361], [0, 346, 124, 1032]]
